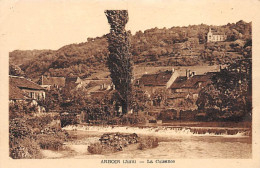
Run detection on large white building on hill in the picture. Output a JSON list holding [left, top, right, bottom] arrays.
[[207, 28, 227, 42]]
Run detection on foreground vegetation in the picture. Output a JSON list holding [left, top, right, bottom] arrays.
[[9, 106, 69, 159]]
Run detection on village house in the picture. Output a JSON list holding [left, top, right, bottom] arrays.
[[38, 75, 66, 90], [84, 79, 115, 98], [135, 69, 179, 96], [9, 76, 46, 101], [163, 70, 212, 120], [9, 84, 27, 102], [65, 77, 84, 90], [168, 70, 211, 102], [135, 69, 179, 109], [9, 76, 46, 113], [135, 68, 213, 121], [207, 28, 227, 42]]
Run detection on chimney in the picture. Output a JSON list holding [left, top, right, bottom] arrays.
[[191, 71, 196, 77]]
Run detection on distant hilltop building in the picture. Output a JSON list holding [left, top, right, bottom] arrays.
[[207, 28, 227, 42]]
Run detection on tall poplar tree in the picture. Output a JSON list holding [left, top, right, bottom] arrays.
[[105, 10, 133, 114]]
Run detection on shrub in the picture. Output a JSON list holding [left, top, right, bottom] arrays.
[[10, 137, 42, 159], [37, 135, 64, 150], [87, 143, 103, 154], [9, 115, 67, 158], [87, 143, 119, 154], [138, 137, 159, 150]]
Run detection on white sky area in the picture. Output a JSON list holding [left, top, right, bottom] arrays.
[[0, 0, 258, 51]]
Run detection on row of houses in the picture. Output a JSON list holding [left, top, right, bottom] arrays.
[[9, 75, 87, 102], [10, 69, 212, 106], [9, 67, 214, 119], [9, 75, 114, 102], [134, 68, 213, 120]]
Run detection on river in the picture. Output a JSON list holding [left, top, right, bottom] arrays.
[[41, 125, 252, 159]]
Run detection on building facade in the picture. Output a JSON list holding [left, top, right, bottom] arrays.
[[10, 76, 46, 101], [207, 28, 227, 42]]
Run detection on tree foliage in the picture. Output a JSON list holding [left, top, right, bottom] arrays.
[[197, 40, 252, 121], [9, 21, 252, 80], [105, 10, 133, 114]]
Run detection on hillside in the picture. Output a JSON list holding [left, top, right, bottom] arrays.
[[9, 49, 54, 66], [9, 20, 252, 80]]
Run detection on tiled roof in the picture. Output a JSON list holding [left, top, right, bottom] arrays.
[[139, 71, 172, 86], [9, 76, 44, 90], [40, 76, 65, 87], [167, 92, 189, 99], [65, 77, 82, 88], [170, 76, 187, 89], [182, 75, 210, 88], [66, 77, 81, 83], [9, 84, 25, 100], [170, 75, 211, 89]]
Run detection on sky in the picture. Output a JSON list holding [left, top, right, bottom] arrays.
[[0, 0, 258, 51]]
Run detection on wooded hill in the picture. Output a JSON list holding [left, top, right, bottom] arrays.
[[9, 20, 251, 80]]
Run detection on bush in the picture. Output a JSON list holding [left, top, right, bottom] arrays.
[[87, 143, 103, 154], [10, 137, 42, 159], [37, 134, 64, 150], [9, 115, 67, 158], [138, 137, 159, 150]]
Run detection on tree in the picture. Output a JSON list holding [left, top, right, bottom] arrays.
[[105, 10, 133, 114], [197, 58, 252, 121], [9, 64, 24, 76]]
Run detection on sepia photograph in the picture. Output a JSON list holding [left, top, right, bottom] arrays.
[[1, 0, 260, 168]]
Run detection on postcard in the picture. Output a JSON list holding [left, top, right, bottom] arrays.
[[0, 0, 260, 168]]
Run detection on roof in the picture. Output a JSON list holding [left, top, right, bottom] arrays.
[[170, 75, 211, 89], [9, 76, 45, 90], [209, 30, 225, 36], [167, 92, 189, 99], [65, 77, 82, 88], [66, 77, 81, 83], [182, 75, 211, 88], [139, 71, 172, 86], [90, 90, 116, 99], [170, 76, 187, 89], [9, 84, 25, 100], [40, 76, 65, 87]]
